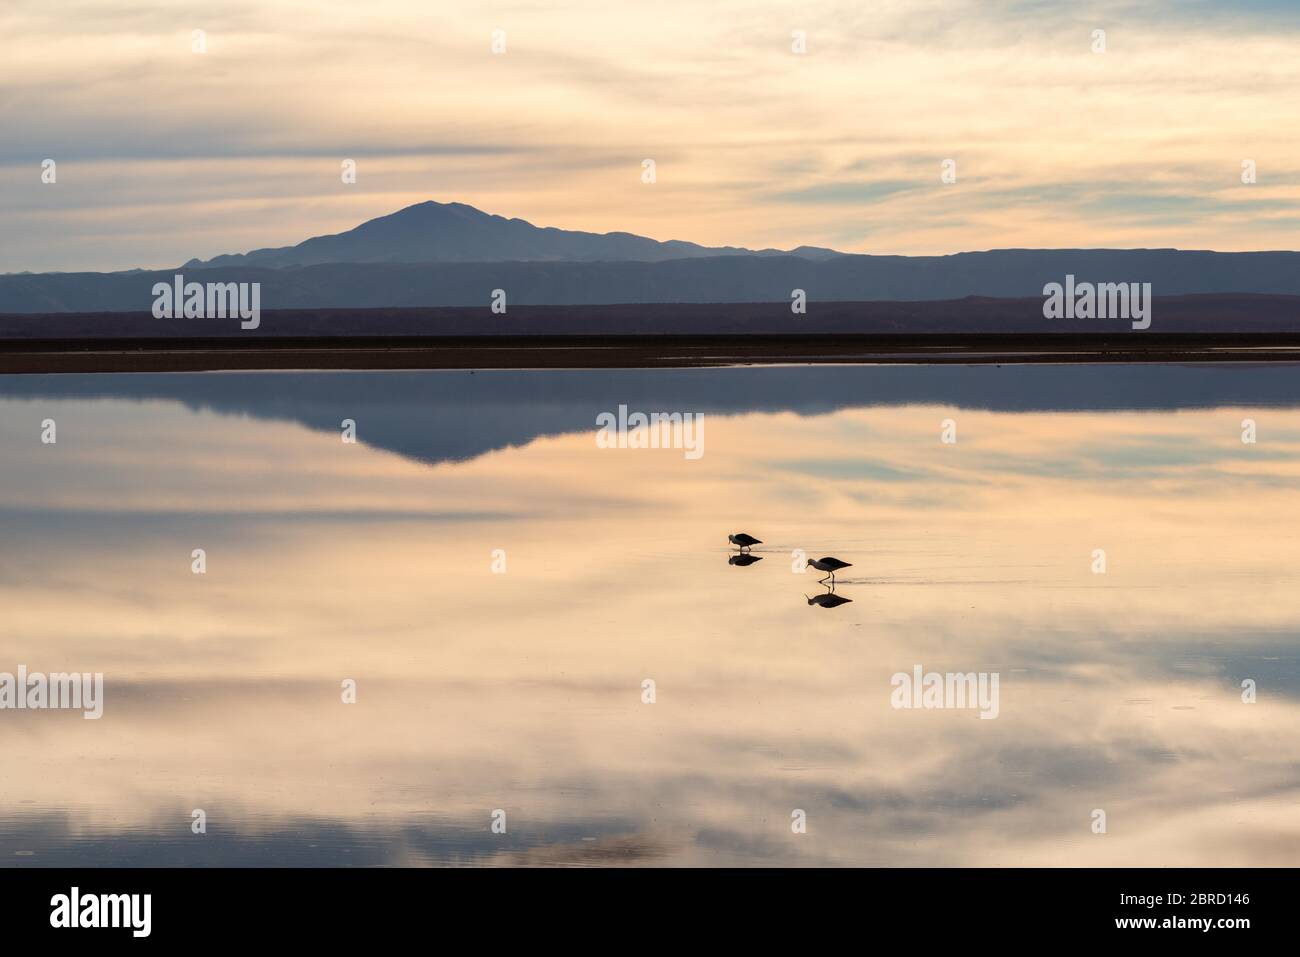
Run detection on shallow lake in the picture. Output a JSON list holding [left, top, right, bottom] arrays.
[[1, 364, 1298, 866]]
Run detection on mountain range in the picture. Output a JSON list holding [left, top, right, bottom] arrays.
[[182, 201, 842, 269], [3, 201, 1300, 316]]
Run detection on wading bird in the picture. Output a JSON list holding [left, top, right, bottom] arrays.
[[728, 532, 762, 552], [807, 556, 852, 584]]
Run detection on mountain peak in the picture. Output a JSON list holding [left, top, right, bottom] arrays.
[[183, 201, 842, 270]]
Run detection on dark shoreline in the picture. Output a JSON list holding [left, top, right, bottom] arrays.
[[5, 332, 1300, 373], [6, 296, 1300, 372]]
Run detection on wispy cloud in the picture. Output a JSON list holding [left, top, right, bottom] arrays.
[[3, 0, 1299, 270]]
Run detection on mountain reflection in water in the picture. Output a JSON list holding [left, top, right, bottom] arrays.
[[1, 363, 1298, 866]]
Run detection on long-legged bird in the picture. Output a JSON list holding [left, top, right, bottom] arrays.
[[807, 556, 852, 584]]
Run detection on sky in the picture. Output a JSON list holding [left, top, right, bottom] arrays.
[[2, 0, 1298, 272]]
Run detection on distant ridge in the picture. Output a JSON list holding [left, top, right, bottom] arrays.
[[4, 200, 1300, 317], [183, 200, 843, 269], [7, 249, 1300, 314]]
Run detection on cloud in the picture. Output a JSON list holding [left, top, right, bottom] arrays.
[[4, 0, 1300, 269]]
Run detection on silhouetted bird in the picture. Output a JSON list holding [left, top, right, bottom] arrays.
[[728, 533, 762, 551], [729, 553, 763, 566], [806, 592, 853, 608], [807, 556, 852, 583]]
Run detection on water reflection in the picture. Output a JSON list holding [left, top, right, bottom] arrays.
[[1, 364, 1299, 866], [806, 591, 853, 609], [5, 363, 1300, 467]]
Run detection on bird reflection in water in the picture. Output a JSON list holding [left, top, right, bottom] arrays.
[[726, 531, 853, 606], [805, 589, 853, 609]]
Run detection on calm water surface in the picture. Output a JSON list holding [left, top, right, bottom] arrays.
[[1, 365, 1298, 866]]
